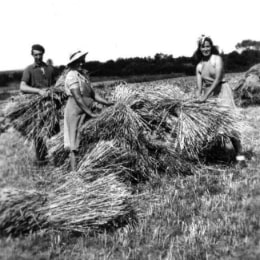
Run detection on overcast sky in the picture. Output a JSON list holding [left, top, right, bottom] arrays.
[[1, 0, 259, 71]]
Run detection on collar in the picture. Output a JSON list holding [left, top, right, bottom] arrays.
[[33, 61, 47, 68]]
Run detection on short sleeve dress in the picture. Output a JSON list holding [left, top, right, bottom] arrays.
[[64, 70, 95, 151], [200, 58, 236, 109]]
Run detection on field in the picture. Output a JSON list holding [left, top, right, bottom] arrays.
[[0, 73, 260, 260]]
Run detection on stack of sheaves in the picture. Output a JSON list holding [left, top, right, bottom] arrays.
[[0, 80, 242, 236], [49, 83, 240, 177], [234, 64, 260, 107]]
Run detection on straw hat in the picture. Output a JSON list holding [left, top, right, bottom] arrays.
[[67, 51, 88, 66]]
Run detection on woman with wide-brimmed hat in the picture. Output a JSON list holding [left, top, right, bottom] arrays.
[[64, 51, 113, 171]]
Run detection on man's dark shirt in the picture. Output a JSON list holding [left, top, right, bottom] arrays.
[[21, 62, 54, 89]]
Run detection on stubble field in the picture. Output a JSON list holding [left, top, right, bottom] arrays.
[[0, 73, 260, 260]]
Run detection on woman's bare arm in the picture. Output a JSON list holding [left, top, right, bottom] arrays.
[[94, 91, 114, 106], [196, 63, 203, 97], [200, 55, 224, 101]]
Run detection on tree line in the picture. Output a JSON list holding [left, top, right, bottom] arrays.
[[1, 40, 260, 86]]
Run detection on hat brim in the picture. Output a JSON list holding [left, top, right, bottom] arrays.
[[67, 52, 88, 66]]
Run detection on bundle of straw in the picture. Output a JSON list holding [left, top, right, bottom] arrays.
[[80, 101, 148, 151], [136, 96, 241, 160], [0, 188, 48, 236], [119, 85, 185, 136], [46, 173, 134, 231], [172, 100, 241, 160], [111, 83, 138, 104], [47, 128, 69, 167], [76, 140, 140, 182], [0, 173, 134, 236], [5, 87, 67, 143], [78, 140, 128, 171]]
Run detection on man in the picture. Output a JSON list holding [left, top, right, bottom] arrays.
[[20, 44, 55, 164]]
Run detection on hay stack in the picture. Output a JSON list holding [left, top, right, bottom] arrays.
[[234, 64, 260, 107]]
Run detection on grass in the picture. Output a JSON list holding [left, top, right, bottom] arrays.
[[0, 74, 260, 259]]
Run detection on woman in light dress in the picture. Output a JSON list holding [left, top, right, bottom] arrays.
[[195, 35, 246, 164]]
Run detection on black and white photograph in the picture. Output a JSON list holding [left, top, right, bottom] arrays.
[[0, 0, 259, 259]]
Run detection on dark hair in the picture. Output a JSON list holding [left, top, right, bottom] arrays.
[[193, 37, 219, 64], [67, 59, 81, 69], [31, 44, 45, 54]]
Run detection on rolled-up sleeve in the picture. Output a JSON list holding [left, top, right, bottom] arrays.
[[65, 71, 81, 96], [21, 67, 31, 84], [66, 71, 80, 90]]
